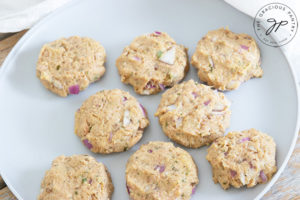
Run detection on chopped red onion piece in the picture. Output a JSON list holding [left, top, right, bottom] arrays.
[[150, 84, 156, 89], [212, 104, 226, 115], [83, 139, 93, 149], [123, 110, 131, 126], [145, 81, 156, 89], [69, 84, 80, 94], [240, 137, 250, 143], [204, 100, 211, 106], [248, 145, 257, 152], [224, 151, 228, 156], [89, 179, 92, 184], [240, 45, 249, 50], [175, 117, 182, 128], [133, 56, 141, 61], [230, 169, 237, 177], [260, 170, 267, 182], [159, 47, 176, 65], [159, 165, 165, 173], [123, 96, 128, 101], [192, 92, 198, 98], [159, 84, 165, 90], [154, 165, 165, 173], [108, 132, 113, 142], [212, 109, 224, 112], [154, 31, 161, 35], [211, 108, 225, 115], [126, 184, 130, 194], [192, 187, 196, 195], [213, 104, 225, 111], [249, 162, 254, 169], [139, 104, 147, 117], [148, 149, 153, 153], [240, 173, 246, 185]]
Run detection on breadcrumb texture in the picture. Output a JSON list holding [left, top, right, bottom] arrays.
[[126, 141, 199, 200], [116, 32, 189, 95], [36, 36, 106, 96], [38, 155, 114, 200], [206, 129, 277, 189], [191, 28, 262, 90], [155, 80, 231, 148], [75, 89, 149, 154]]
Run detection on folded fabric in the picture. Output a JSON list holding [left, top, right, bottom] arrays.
[[0, 0, 71, 33]]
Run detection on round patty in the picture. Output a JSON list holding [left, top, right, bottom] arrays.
[[38, 155, 113, 200], [155, 80, 231, 148], [36, 36, 106, 97], [126, 141, 199, 200], [116, 31, 189, 95], [206, 128, 277, 189], [191, 28, 262, 90], [75, 89, 149, 154]]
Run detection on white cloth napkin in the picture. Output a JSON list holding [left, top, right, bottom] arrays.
[[225, 0, 300, 84], [0, 0, 71, 33]]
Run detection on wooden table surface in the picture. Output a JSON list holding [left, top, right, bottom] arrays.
[[0, 31, 299, 200]]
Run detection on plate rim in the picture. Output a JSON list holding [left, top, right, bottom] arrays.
[[0, 0, 299, 199], [254, 46, 300, 200]]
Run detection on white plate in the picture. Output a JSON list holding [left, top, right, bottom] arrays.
[[0, 0, 299, 199]]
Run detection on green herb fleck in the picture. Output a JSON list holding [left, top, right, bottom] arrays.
[[157, 50, 163, 58], [124, 146, 128, 151], [167, 72, 174, 80], [165, 121, 168, 127], [75, 191, 78, 195], [94, 76, 99, 81], [209, 64, 213, 72], [82, 178, 87, 183], [56, 65, 61, 70]]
